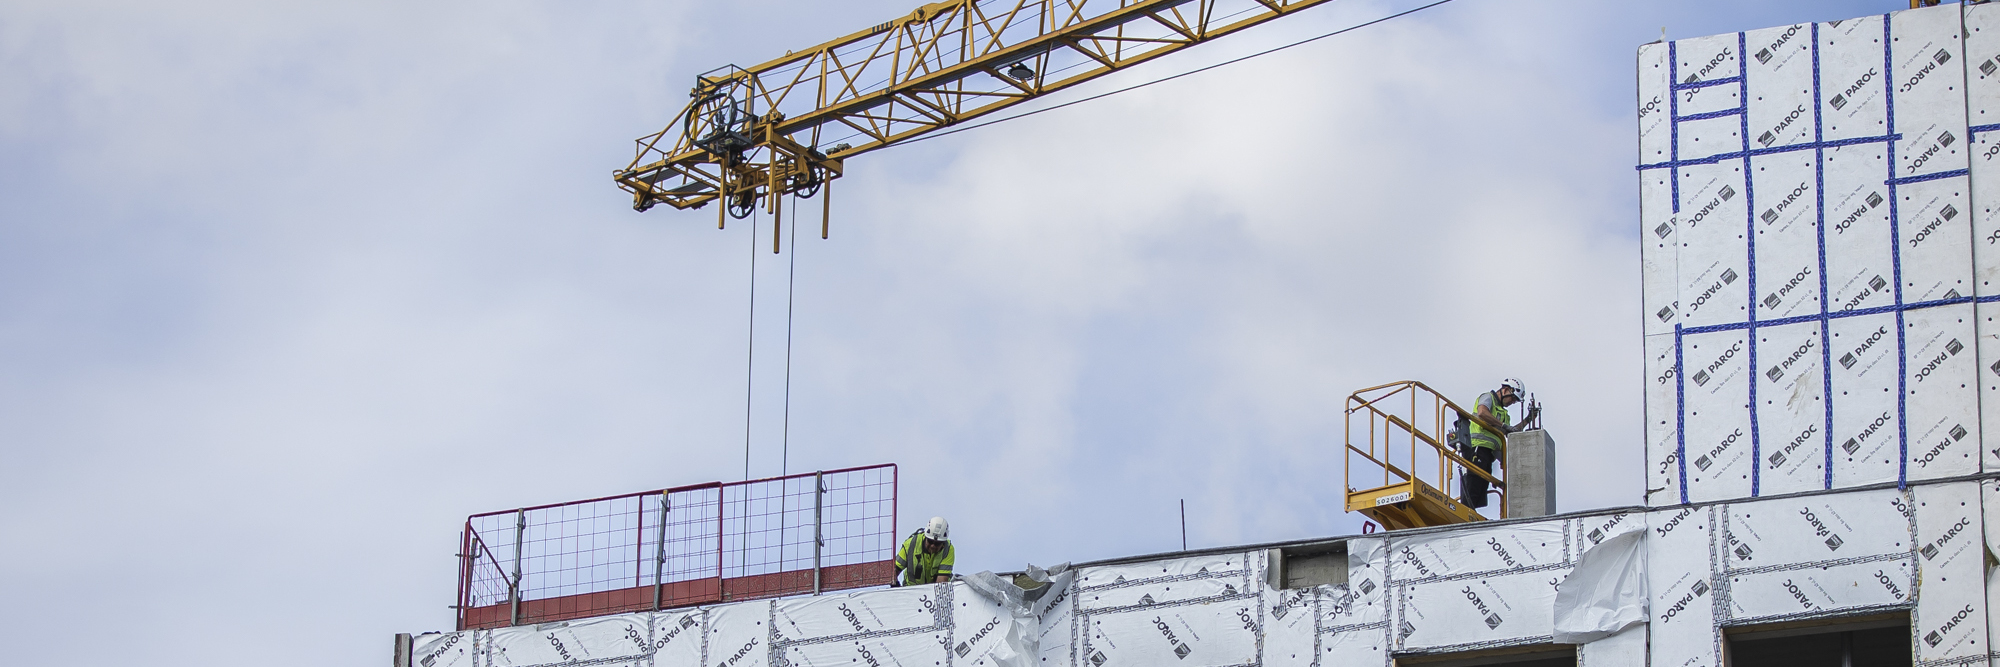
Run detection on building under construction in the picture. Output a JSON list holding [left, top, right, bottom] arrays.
[[396, 2, 2000, 666]]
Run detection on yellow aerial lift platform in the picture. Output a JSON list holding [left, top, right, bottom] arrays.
[[1344, 381, 1506, 530]]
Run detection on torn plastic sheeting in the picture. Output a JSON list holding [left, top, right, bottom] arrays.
[[1387, 519, 1569, 582], [951, 580, 1021, 667], [1552, 528, 1647, 644], [485, 615, 649, 667], [959, 563, 1077, 667], [772, 584, 940, 642], [410, 631, 475, 667]]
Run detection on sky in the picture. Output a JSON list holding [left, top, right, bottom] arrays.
[[0, 0, 1907, 664]]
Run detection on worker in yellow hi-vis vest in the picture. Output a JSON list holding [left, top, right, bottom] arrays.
[[1456, 378, 1539, 509], [892, 516, 954, 586]]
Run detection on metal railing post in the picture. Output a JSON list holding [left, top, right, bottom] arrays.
[[653, 492, 669, 611], [510, 509, 525, 626], [813, 471, 824, 595]]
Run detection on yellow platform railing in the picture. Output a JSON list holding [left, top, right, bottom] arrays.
[[1343, 380, 1506, 530]]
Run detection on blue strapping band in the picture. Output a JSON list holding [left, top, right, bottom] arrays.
[[1676, 322, 1689, 505], [1677, 296, 1974, 335], [1670, 41, 1682, 213], [1739, 30, 1763, 498], [1882, 15, 1908, 492], [1636, 134, 1901, 171], [1674, 76, 1744, 90], [1971, 123, 2000, 134], [1887, 168, 1968, 186], [1677, 107, 1746, 123], [1812, 21, 1834, 492]]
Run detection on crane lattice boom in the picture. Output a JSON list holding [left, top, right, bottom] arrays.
[[614, 0, 1339, 218]]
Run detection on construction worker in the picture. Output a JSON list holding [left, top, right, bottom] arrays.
[[892, 516, 954, 586], [1457, 379, 1539, 509]]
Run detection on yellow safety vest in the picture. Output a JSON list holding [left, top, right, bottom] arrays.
[[1469, 391, 1510, 451]]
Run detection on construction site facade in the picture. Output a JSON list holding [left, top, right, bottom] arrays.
[[398, 3, 2000, 666]]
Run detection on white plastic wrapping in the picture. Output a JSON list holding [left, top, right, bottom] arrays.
[[1551, 529, 1646, 644]]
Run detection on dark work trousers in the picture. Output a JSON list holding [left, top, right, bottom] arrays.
[[1459, 446, 1497, 508]]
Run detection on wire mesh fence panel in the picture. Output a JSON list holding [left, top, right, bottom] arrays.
[[457, 464, 898, 630]]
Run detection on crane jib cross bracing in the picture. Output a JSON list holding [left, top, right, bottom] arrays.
[[613, 0, 1340, 221]]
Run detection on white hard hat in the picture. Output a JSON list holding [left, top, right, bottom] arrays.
[[1500, 378, 1527, 395], [925, 516, 949, 541]]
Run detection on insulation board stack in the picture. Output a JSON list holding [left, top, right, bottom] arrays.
[[1640, 3, 1993, 508]]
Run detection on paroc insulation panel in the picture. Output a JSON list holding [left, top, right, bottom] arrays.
[[403, 478, 1990, 667], [1639, 2, 1994, 508]]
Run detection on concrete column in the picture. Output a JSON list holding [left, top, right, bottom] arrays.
[[1505, 429, 1557, 518]]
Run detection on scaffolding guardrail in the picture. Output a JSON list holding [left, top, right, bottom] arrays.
[[455, 464, 897, 630], [1344, 381, 1505, 529]]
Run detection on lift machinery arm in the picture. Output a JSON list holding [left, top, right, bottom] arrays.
[[614, 0, 1341, 222]]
